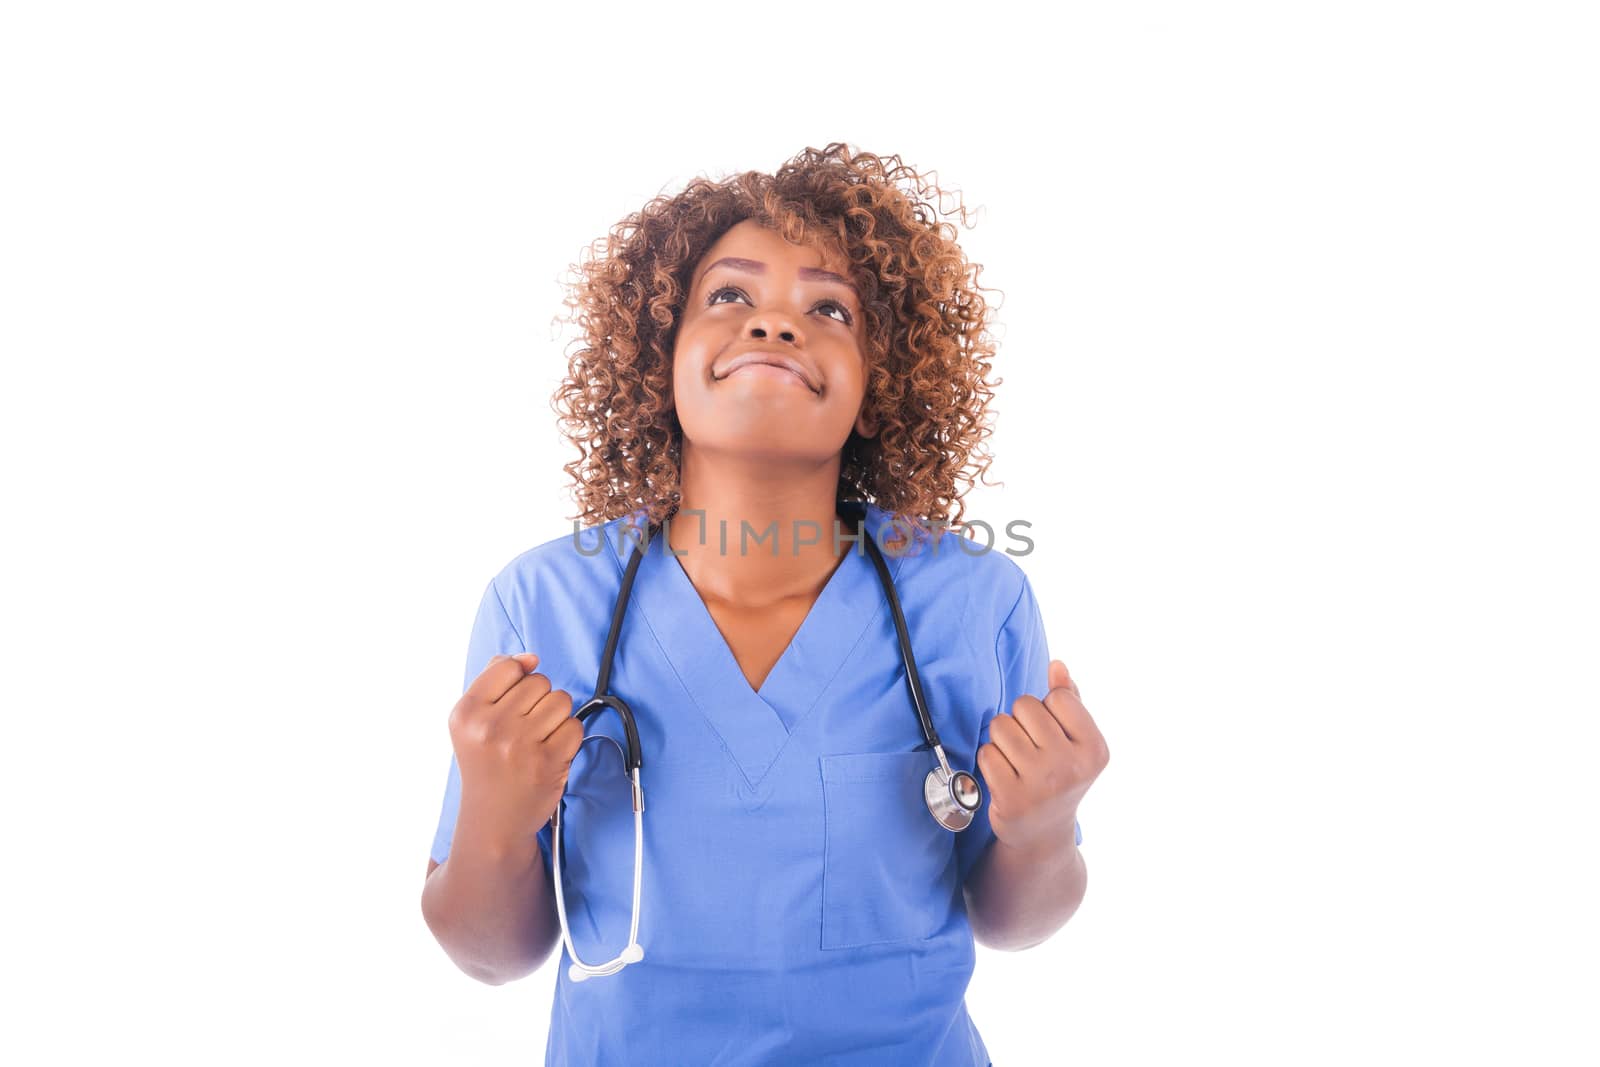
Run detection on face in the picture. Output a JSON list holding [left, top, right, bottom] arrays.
[[671, 219, 877, 465]]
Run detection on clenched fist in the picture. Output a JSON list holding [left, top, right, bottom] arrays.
[[449, 653, 586, 849], [976, 660, 1109, 856]]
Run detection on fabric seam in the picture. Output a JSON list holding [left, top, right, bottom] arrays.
[[992, 570, 1030, 677], [490, 576, 528, 652]]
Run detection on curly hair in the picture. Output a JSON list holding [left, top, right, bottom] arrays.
[[549, 142, 1006, 536]]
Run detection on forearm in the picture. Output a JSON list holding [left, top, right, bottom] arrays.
[[421, 801, 561, 985], [963, 823, 1088, 952]]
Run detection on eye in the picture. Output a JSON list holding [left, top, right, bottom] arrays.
[[815, 299, 853, 326], [706, 285, 854, 327]]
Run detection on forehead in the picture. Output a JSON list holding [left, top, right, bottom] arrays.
[[694, 219, 850, 281]]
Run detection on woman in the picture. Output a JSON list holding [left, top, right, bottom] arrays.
[[421, 143, 1109, 1066]]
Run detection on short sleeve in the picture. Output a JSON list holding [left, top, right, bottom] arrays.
[[428, 576, 555, 874], [955, 571, 1082, 889]]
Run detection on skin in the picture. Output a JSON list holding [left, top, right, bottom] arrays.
[[663, 219, 883, 692]]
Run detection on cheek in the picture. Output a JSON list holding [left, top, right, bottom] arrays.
[[669, 339, 718, 434], [833, 363, 870, 411], [669, 335, 707, 394], [672, 325, 716, 374], [670, 355, 693, 397]]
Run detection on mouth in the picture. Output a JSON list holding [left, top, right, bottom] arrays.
[[712, 350, 819, 394]]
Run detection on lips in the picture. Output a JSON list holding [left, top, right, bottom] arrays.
[[712, 350, 819, 393]]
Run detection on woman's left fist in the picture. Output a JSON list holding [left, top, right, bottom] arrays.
[[975, 659, 1109, 856]]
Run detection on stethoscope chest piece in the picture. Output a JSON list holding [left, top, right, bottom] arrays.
[[924, 745, 983, 832]]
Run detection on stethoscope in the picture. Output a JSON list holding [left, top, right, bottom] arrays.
[[551, 499, 982, 983]]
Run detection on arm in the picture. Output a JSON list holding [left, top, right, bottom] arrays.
[[961, 571, 1104, 951], [420, 798, 562, 985], [963, 823, 1088, 952], [421, 577, 567, 985]]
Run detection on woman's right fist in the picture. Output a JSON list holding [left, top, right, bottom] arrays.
[[449, 652, 586, 846]]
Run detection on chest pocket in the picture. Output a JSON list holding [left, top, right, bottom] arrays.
[[819, 751, 959, 950]]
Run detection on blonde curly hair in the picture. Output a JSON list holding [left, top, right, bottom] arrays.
[[550, 142, 1006, 534]]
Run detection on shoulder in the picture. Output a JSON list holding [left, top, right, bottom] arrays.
[[866, 502, 1037, 643], [481, 509, 646, 614]]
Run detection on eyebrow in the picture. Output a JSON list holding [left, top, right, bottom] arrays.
[[697, 256, 859, 301]]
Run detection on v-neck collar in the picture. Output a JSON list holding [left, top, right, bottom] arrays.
[[608, 501, 912, 792]]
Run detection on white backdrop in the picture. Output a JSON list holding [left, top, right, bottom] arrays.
[[3, 2, 1595, 1064]]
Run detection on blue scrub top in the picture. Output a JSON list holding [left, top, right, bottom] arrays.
[[429, 502, 1081, 1066]]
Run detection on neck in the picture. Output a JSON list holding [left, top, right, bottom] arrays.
[[664, 447, 856, 605]]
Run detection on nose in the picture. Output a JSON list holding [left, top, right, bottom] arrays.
[[743, 306, 806, 347]]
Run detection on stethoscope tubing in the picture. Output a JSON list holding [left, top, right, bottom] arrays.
[[553, 500, 979, 982]]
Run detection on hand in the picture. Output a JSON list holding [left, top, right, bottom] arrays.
[[975, 660, 1109, 857], [449, 652, 585, 847]]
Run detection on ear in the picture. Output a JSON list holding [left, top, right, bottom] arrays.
[[854, 406, 879, 439]]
